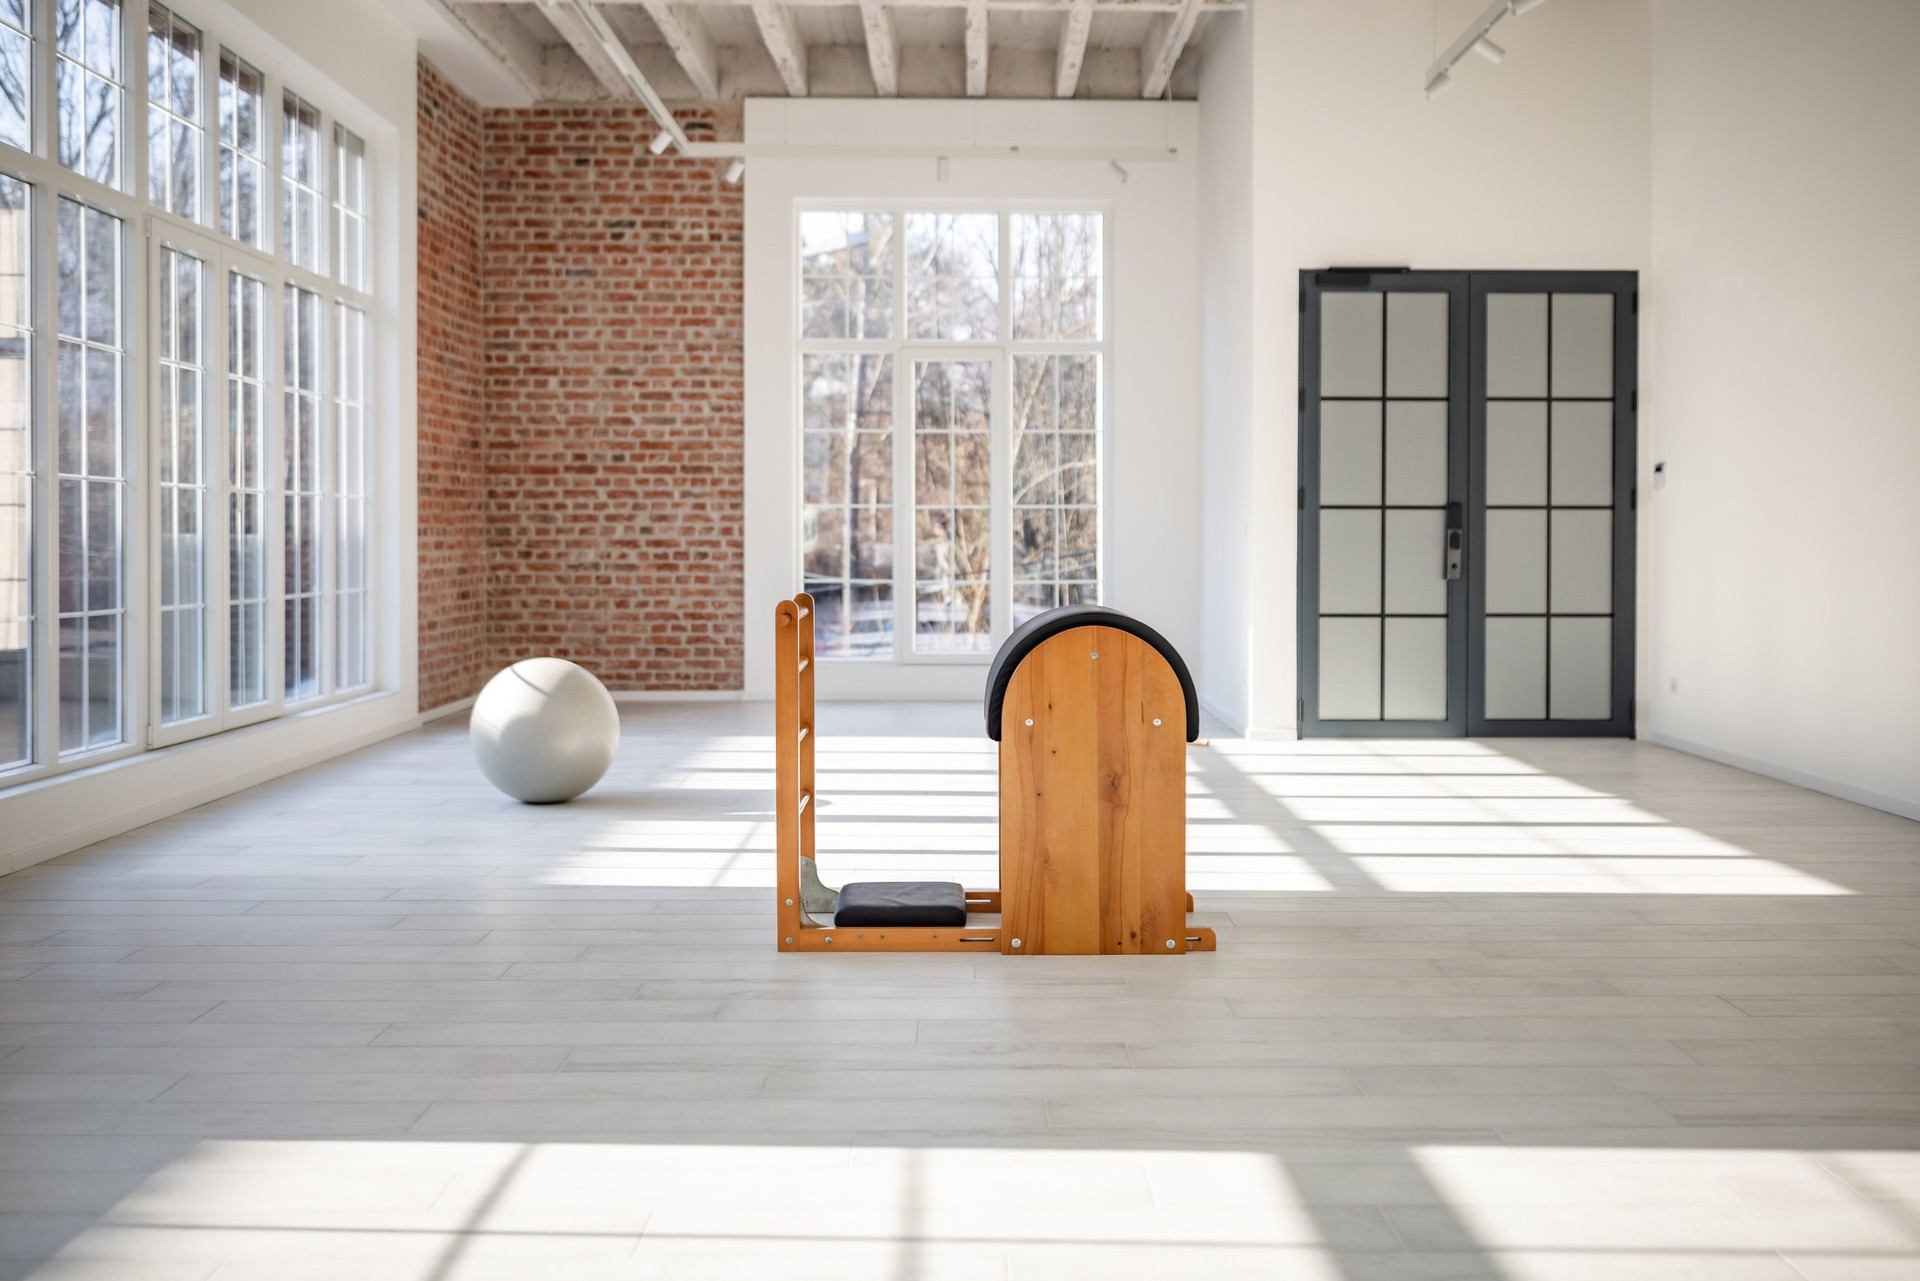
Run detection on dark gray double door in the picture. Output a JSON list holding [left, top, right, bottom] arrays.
[[1298, 269, 1636, 738]]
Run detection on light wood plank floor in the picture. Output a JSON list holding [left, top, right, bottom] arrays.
[[2, 701, 1919, 1280]]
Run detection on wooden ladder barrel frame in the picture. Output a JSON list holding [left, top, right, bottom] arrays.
[[772, 592, 1213, 954], [774, 593, 1002, 952]]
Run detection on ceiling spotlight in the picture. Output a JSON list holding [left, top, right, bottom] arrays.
[[723, 157, 746, 185], [1425, 70, 1455, 98], [1509, 0, 1547, 14], [649, 129, 673, 155], [1473, 36, 1505, 63]]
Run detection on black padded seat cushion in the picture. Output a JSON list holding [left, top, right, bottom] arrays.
[[833, 881, 969, 928], [983, 604, 1200, 743]]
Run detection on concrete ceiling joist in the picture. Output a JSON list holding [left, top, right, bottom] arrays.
[[538, 0, 645, 98], [1140, 0, 1203, 99], [857, 0, 898, 97], [450, 0, 1239, 14], [1054, 0, 1095, 97], [964, 0, 988, 97], [445, 3, 549, 98], [750, 1, 810, 96], [639, 1, 721, 100]]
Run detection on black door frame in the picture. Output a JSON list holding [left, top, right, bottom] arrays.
[[1466, 270, 1638, 737], [1298, 268, 1638, 739], [1298, 269, 1471, 738]]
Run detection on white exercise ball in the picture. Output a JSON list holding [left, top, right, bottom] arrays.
[[470, 658, 620, 803]]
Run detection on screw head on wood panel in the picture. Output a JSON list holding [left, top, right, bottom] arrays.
[[824, 937, 833, 944], [785, 937, 793, 944], [1024, 718, 1033, 727], [1091, 652, 1099, 659], [1165, 939, 1177, 950], [785, 898, 793, 906], [1152, 718, 1162, 727], [1011, 938, 1022, 949]]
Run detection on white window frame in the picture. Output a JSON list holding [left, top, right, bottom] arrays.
[[0, 0, 381, 786], [794, 200, 1112, 667]]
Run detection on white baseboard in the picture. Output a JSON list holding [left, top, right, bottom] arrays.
[[611, 690, 745, 703], [1643, 729, 1920, 824], [2, 694, 421, 877]]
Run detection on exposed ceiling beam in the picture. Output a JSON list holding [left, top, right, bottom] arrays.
[[856, 0, 898, 97], [535, 0, 690, 146], [1139, 0, 1202, 98], [443, 2, 548, 97], [964, 0, 988, 97], [750, 2, 810, 96], [638, 1, 720, 100], [1054, 0, 1094, 97], [538, 0, 643, 98], [451, 0, 1243, 10]]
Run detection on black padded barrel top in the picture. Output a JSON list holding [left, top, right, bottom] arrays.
[[983, 604, 1199, 743]]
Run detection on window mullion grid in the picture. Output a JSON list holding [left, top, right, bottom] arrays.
[[888, 213, 909, 659], [29, 172, 56, 773]]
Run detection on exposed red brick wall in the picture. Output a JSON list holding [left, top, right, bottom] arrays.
[[415, 59, 488, 710], [480, 106, 744, 690], [415, 62, 745, 700]]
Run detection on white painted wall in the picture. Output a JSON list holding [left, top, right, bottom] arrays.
[[741, 99, 1202, 702], [1198, 0, 1652, 735], [1644, 0, 1920, 819], [1, 0, 423, 874], [1196, 12, 1253, 732]]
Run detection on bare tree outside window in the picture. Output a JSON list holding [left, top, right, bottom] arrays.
[[55, 197, 124, 753], [0, 174, 30, 767], [217, 50, 264, 247], [55, 0, 122, 189], [796, 208, 1103, 663], [0, 1, 30, 152], [145, 4, 200, 218]]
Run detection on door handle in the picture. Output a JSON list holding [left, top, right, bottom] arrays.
[[1444, 501, 1464, 581]]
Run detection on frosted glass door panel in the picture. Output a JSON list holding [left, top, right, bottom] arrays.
[[1550, 617, 1611, 718], [1319, 618, 1381, 720], [1551, 295, 1613, 397], [1484, 510, 1545, 614], [1319, 401, 1381, 505], [1549, 509, 1612, 614], [1319, 510, 1381, 614], [1484, 617, 1546, 720], [1384, 402, 1447, 505], [1485, 293, 1547, 397], [1550, 402, 1613, 505], [1383, 510, 1446, 614], [1309, 282, 1457, 729], [1320, 293, 1382, 396], [1386, 293, 1447, 397], [1485, 402, 1547, 505], [1383, 618, 1446, 720]]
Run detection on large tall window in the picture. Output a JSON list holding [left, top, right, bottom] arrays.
[[0, 175, 28, 767], [55, 0, 122, 187], [798, 208, 1105, 662], [145, 4, 199, 218], [216, 50, 261, 247], [0, 9, 379, 785], [56, 197, 123, 752]]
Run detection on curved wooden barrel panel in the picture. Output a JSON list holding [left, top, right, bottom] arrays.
[[997, 625, 1189, 955]]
